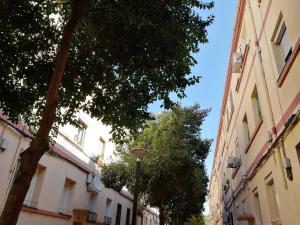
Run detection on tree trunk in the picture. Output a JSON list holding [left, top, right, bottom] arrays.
[[159, 206, 165, 225], [0, 1, 86, 225]]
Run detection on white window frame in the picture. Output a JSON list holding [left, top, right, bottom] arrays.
[[272, 14, 293, 75], [24, 166, 45, 208], [58, 179, 74, 215], [99, 137, 106, 157], [74, 121, 87, 146]]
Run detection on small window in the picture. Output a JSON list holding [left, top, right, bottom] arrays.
[[88, 193, 97, 213], [251, 86, 263, 124], [296, 143, 300, 167], [58, 178, 75, 215], [99, 137, 106, 157], [24, 165, 46, 208], [253, 192, 263, 224], [243, 114, 250, 145], [266, 179, 281, 223], [115, 203, 122, 225], [126, 208, 131, 225], [74, 121, 86, 146], [104, 198, 113, 224], [226, 110, 230, 129], [230, 91, 234, 113], [272, 14, 292, 73]]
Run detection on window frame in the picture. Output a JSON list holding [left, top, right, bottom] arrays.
[[74, 120, 87, 146], [251, 86, 263, 125], [24, 165, 46, 208], [242, 114, 250, 146], [58, 178, 75, 215], [271, 13, 292, 76]]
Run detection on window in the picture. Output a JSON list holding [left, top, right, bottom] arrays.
[[243, 114, 250, 145], [74, 121, 86, 146], [115, 203, 122, 225], [99, 137, 106, 157], [230, 91, 234, 114], [126, 208, 131, 225], [24, 165, 46, 208], [251, 86, 263, 124], [272, 14, 292, 73], [226, 110, 230, 129], [266, 179, 281, 223], [88, 193, 97, 213], [253, 192, 263, 225], [104, 199, 113, 224], [58, 178, 75, 215]]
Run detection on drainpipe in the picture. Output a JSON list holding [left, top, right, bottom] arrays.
[[276, 142, 288, 188], [246, 0, 276, 139]]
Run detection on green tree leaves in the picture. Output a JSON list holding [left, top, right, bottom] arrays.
[[101, 104, 211, 225], [0, 0, 213, 142]]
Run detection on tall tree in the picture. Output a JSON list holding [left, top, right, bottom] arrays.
[[0, 1, 213, 224], [102, 105, 211, 225]]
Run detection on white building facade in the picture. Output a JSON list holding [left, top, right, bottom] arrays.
[[0, 111, 158, 225]]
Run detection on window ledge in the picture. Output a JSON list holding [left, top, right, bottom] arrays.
[[227, 108, 235, 131], [244, 120, 263, 153], [237, 214, 255, 221], [277, 37, 300, 87], [22, 206, 72, 220], [270, 218, 282, 225]]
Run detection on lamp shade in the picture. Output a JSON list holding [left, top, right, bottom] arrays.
[[130, 148, 148, 158]]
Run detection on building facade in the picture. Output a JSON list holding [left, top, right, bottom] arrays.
[[208, 0, 300, 225], [0, 112, 159, 225]]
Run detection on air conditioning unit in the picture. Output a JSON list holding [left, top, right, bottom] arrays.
[[239, 38, 250, 55], [86, 211, 97, 223], [232, 52, 243, 73], [0, 138, 9, 152], [86, 173, 105, 193], [227, 156, 240, 169]]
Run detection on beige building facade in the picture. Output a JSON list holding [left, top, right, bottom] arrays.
[[208, 0, 300, 225], [0, 112, 158, 225]]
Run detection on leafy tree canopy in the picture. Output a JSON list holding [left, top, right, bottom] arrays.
[[101, 104, 211, 225], [0, 0, 214, 141]]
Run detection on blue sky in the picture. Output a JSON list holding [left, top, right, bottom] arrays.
[[149, 0, 238, 214]]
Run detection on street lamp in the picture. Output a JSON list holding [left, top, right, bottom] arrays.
[[131, 148, 148, 225]]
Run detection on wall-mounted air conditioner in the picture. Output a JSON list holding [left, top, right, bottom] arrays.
[[0, 138, 9, 152], [86, 173, 105, 193], [232, 52, 243, 73], [239, 38, 250, 55], [227, 156, 240, 169]]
